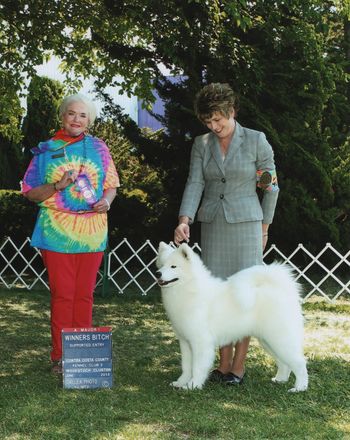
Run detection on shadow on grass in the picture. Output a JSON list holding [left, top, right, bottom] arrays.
[[0, 288, 349, 440]]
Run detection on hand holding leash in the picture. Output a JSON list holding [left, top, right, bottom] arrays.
[[174, 223, 190, 245]]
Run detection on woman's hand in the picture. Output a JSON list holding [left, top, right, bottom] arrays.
[[93, 188, 116, 214], [55, 170, 78, 191], [174, 223, 190, 245], [24, 170, 78, 203], [93, 198, 110, 213]]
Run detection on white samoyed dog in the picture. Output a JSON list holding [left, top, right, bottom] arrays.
[[156, 242, 308, 393]]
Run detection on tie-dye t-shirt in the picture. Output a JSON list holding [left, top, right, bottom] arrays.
[[22, 134, 120, 253]]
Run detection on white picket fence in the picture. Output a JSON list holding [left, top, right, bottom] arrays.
[[1, 236, 349, 303]]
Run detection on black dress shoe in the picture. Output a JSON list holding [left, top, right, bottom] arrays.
[[208, 369, 226, 383], [222, 371, 245, 385]]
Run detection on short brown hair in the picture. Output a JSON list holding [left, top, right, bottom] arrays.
[[194, 83, 237, 122]]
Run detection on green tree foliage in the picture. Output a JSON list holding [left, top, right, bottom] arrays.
[[0, 71, 23, 143], [92, 103, 168, 245], [0, 75, 64, 190], [22, 75, 64, 162], [322, 2, 350, 242], [0, 74, 23, 189], [0, 0, 349, 250], [0, 134, 23, 190], [84, 0, 350, 251], [0, 190, 37, 241]]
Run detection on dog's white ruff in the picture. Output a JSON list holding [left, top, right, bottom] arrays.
[[156, 242, 308, 393]]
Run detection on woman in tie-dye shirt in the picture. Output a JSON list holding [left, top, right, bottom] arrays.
[[22, 94, 120, 373]]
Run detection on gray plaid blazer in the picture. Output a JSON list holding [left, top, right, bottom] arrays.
[[179, 121, 279, 224]]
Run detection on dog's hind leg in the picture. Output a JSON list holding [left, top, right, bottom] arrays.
[[171, 339, 193, 388], [287, 356, 308, 393], [259, 339, 291, 383], [263, 339, 308, 392], [272, 361, 291, 383], [270, 351, 308, 392]]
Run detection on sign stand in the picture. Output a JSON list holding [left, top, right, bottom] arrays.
[[62, 327, 113, 389]]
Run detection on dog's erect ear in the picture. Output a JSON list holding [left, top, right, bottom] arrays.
[[156, 242, 174, 268], [179, 243, 193, 261], [158, 241, 171, 254]]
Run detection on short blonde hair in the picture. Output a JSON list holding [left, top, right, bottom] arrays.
[[59, 93, 97, 126], [194, 83, 238, 122]]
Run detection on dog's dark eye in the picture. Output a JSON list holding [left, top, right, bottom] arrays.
[[171, 265, 176, 269]]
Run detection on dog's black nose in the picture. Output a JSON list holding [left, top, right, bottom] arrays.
[[155, 270, 161, 279]]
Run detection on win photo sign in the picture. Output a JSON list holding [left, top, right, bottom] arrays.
[[62, 327, 113, 389]]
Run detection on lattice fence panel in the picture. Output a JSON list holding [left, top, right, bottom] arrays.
[[1, 237, 349, 303]]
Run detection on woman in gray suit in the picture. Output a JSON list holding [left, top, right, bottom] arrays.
[[174, 83, 279, 385]]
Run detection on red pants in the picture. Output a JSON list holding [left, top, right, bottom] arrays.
[[41, 250, 103, 361]]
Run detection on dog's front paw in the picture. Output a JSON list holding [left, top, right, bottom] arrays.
[[170, 377, 191, 388], [184, 379, 203, 390], [170, 374, 191, 388], [272, 377, 288, 384], [170, 380, 186, 388], [288, 385, 308, 393]]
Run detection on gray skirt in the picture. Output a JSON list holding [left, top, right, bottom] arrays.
[[201, 206, 263, 279]]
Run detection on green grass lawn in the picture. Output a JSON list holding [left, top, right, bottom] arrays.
[[0, 286, 349, 440]]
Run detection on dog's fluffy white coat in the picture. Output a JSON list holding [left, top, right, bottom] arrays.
[[156, 242, 308, 392]]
